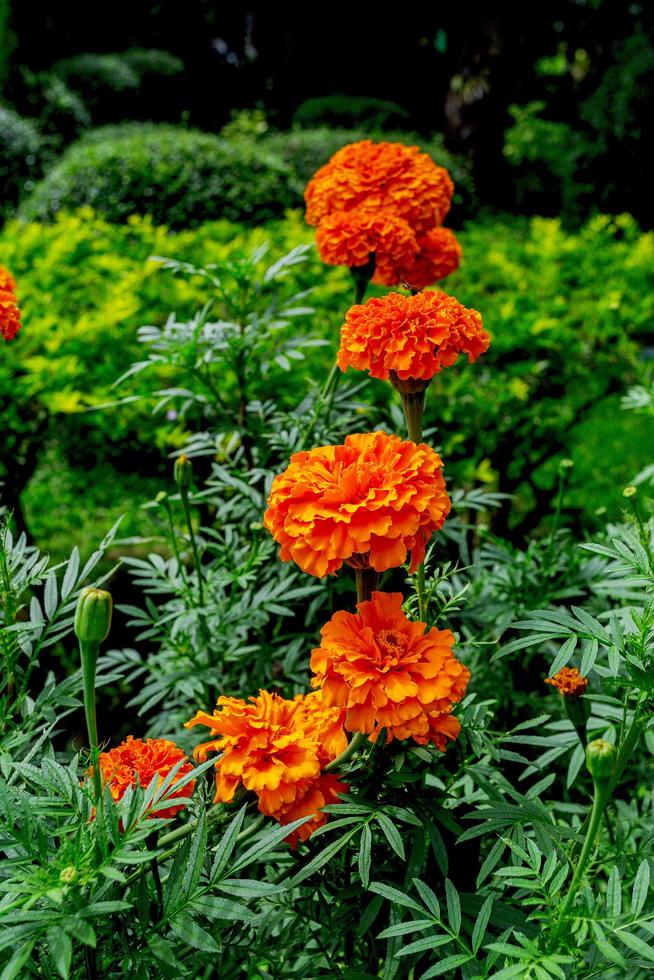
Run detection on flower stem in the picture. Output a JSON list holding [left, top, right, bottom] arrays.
[[147, 831, 164, 921], [81, 639, 102, 803], [550, 778, 610, 949], [355, 566, 378, 603], [324, 731, 368, 773], [397, 387, 430, 623], [180, 487, 204, 606]]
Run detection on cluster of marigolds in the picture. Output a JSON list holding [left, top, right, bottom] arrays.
[[7, 141, 587, 846]]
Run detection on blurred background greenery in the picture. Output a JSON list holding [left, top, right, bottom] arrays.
[[1, 0, 653, 560]]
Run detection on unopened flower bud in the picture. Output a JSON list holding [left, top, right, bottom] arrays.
[[559, 458, 574, 471], [585, 739, 615, 784], [74, 588, 113, 645], [174, 454, 192, 489], [623, 486, 637, 499], [59, 866, 77, 884]]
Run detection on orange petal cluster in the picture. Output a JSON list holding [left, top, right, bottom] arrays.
[[305, 140, 454, 233], [315, 209, 417, 271], [374, 227, 462, 289], [0, 265, 21, 342], [96, 736, 196, 819], [338, 289, 490, 383], [263, 431, 451, 578], [311, 592, 469, 747], [545, 667, 588, 697], [185, 690, 348, 846]]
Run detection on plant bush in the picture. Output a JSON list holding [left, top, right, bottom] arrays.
[[293, 94, 411, 131], [0, 104, 44, 213], [19, 127, 301, 227], [15, 69, 91, 145]]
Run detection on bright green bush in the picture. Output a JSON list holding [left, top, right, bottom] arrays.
[[19, 127, 300, 227], [292, 94, 410, 131], [0, 104, 44, 211]]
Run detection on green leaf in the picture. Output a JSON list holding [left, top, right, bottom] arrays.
[[477, 837, 505, 888], [357, 895, 384, 937], [616, 930, 654, 962], [420, 952, 471, 978], [192, 894, 255, 922], [395, 934, 451, 957], [606, 865, 621, 918], [47, 928, 72, 980], [230, 815, 310, 874], [444, 879, 461, 935], [169, 913, 221, 953], [377, 919, 434, 940], [472, 895, 493, 953], [0, 942, 36, 980], [413, 879, 440, 919], [358, 823, 372, 888], [549, 636, 578, 677], [291, 830, 357, 886], [369, 882, 425, 914], [210, 805, 246, 880], [631, 859, 650, 916], [376, 814, 405, 860]]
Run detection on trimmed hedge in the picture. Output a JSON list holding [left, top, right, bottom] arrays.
[[0, 105, 44, 212], [20, 127, 301, 227], [292, 95, 410, 131]]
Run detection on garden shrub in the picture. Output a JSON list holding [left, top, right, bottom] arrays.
[[0, 104, 44, 213], [19, 127, 301, 227], [16, 69, 91, 145], [121, 47, 184, 79], [52, 52, 140, 101], [292, 94, 411, 131]]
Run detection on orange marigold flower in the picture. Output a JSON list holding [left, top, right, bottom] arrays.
[[338, 289, 489, 384], [311, 591, 469, 747], [314, 209, 417, 272], [263, 431, 451, 578], [0, 265, 16, 294], [305, 140, 454, 233], [545, 667, 588, 697], [96, 736, 196, 819], [185, 690, 348, 846], [0, 290, 21, 342], [374, 227, 462, 289]]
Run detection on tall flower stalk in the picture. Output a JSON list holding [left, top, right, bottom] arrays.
[[74, 588, 113, 802]]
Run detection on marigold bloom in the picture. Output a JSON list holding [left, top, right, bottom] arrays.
[[263, 431, 451, 578], [374, 227, 462, 289], [311, 591, 469, 747], [338, 290, 489, 384], [1, 265, 21, 342], [185, 690, 348, 846], [96, 736, 196, 819], [314, 209, 417, 272], [305, 140, 454, 233], [545, 667, 588, 697]]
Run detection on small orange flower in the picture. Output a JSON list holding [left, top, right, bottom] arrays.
[[185, 690, 348, 846], [0, 266, 21, 342], [338, 289, 489, 384], [314, 209, 417, 272], [545, 667, 588, 697], [96, 736, 196, 819], [305, 140, 454, 234], [374, 227, 462, 289], [311, 591, 470, 747], [263, 431, 451, 578]]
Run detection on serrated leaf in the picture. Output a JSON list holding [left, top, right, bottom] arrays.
[[606, 865, 621, 918], [47, 928, 72, 979], [617, 930, 654, 961], [549, 636, 577, 677], [358, 823, 372, 888], [472, 895, 493, 953], [420, 952, 471, 978], [369, 882, 424, 914], [631, 859, 650, 916], [444, 879, 461, 935], [169, 913, 220, 953], [377, 814, 405, 860]]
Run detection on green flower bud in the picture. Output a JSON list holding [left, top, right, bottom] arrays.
[[174, 454, 192, 489], [59, 866, 77, 884], [585, 739, 615, 784], [623, 486, 637, 499], [74, 588, 113, 645]]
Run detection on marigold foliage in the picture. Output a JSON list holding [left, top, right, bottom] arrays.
[[338, 289, 489, 383], [185, 690, 348, 845], [263, 431, 451, 577], [96, 735, 196, 818], [311, 591, 469, 746], [545, 666, 589, 697]]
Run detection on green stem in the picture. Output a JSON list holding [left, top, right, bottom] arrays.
[[147, 831, 164, 921], [180, 487, 204, 606], [550, 778, 610, 949], [607, 711, 647, 797], [81, 639, 102, 803], [85, 944, 98, 980], [324, 731, 368, 773], [354, 566, 378, 604], [398, 387, 430, 623], [627, 494, 654, 571], [416, 564, 428, 624], [161, 498, 189, 591]]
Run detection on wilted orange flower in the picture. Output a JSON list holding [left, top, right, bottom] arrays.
[[0, 269, 21, 342], [338, 289, 489, 383], [311, 591, 470, 747], [374, 227, 462, 289], [185, 690, 348, 846], [263, 431, 451, 578], [96, 736, 196, 819], [314, 209, 417, 272], [305, 141, 454, 234], [545, 667, 588, 697]]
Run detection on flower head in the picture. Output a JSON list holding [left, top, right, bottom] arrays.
[[264, 431, 451, 578], [185, 690, 348, 846], [305, 140, 454, 233], [374, 227, 462, 289], [545, 667, 588, 698], [0, 268, 21, 343], [314, 209, 417, 272], [338, 289, 489, 384], [311, 592, 469, 747], [96, 736, 196, 819]]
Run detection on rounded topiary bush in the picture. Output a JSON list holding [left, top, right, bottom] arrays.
[[0, 105, 44, 211], [20, 125, 301, 227], [293, 95, 411, 131]]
